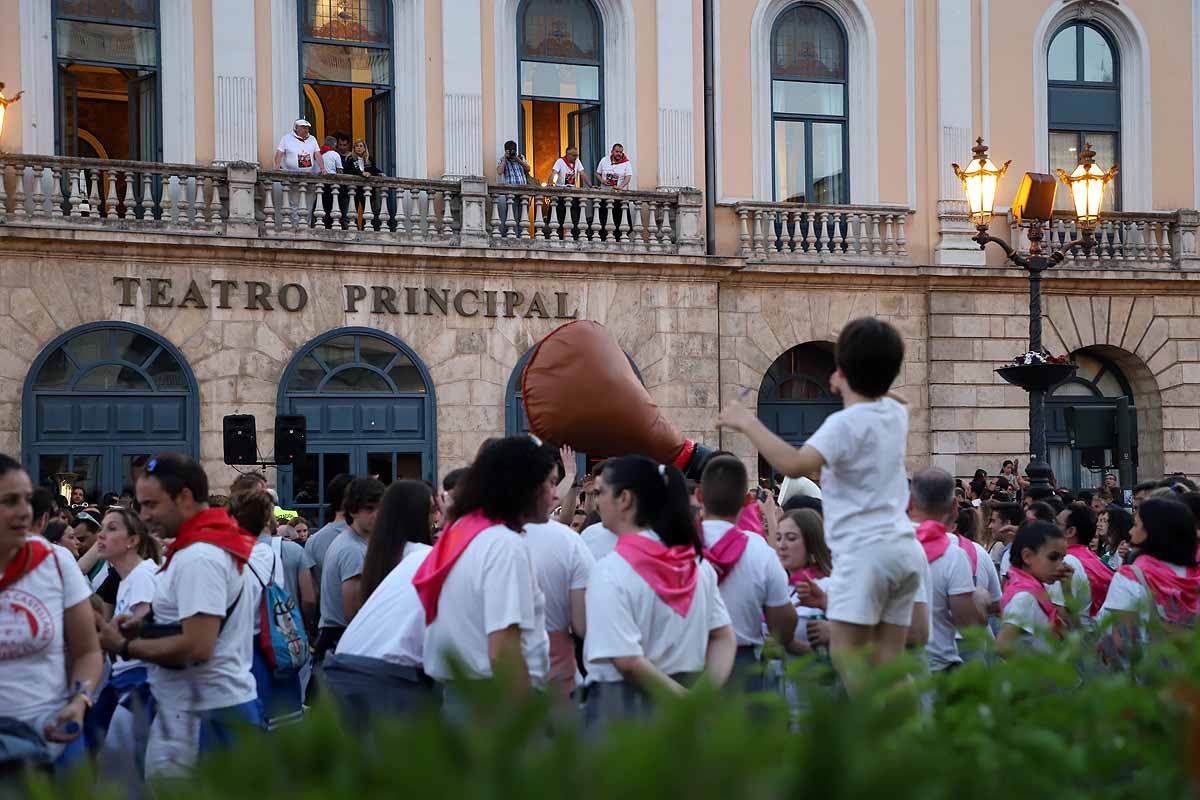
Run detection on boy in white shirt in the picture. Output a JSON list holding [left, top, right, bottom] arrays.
[[719, 317, 924, 685]]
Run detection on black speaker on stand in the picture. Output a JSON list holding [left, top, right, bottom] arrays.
[[275, 415, 308, 466], [222, 415, 257, 465]]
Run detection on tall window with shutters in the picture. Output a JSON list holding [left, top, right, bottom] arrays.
[[770, 4, 849, 205]]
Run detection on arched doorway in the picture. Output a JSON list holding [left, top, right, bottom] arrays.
[[756, 341, 839, 485], [278, 328, 436, 524], [504, 342, 641, 473], [22, 322, 199, 504], [1048, 346, 1143, 491]]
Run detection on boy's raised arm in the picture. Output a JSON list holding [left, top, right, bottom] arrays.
[[717, 401, 825, 479]]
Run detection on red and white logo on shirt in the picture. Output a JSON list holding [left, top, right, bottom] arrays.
[[0, 589, 53, 659]]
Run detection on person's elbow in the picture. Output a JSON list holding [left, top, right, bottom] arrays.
[[765, 604, 798, 647]]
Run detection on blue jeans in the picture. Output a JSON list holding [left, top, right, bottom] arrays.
[[250, 649, 303, 728]]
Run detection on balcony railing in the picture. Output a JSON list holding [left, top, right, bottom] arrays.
[[258, 171, 461, 244], [734, 201, 912, 265], [486, 185, 694, 253], [0, 155, 227, 233], [1001, 210, 1200, 270]]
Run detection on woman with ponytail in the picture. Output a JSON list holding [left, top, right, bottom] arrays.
[[997, 521, 1072, 654], [583, 456, 736, 724]]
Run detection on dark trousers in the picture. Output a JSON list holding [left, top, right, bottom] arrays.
[[323, 654, 435, 727]]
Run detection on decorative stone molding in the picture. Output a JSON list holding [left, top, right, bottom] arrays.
[[656, 0, 695, 189], [213, 0, 257, 164], [17, 0, 54, 155], [160, 0, 196, 164]]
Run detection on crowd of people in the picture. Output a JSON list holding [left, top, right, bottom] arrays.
[[4, 316, 1199, 787]]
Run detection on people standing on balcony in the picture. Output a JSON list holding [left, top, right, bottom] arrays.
[[273, 119, 326, 227], [343, 140, 384, 231], [317, 136, 344, 230], [496, 140, 532, 237], [547, 146, 592, 240], [595, 144, 633, 240]]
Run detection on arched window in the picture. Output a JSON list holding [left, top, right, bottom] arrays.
[[278, 328, 435, 523], [770, 4, 848, 204], [518, 0, 603, 184], [22, 323, 198, 503], [756, 342, 839, 484], [1048, 349, 1135, 490], [299, 0, 394, 174], [1047, 21, 1119, 210], [54, 0, 162, 161]]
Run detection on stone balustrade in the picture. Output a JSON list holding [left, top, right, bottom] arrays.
[[0, 155, 227, 233], [1002, 210, 1200, 270], [734, 201, 913, 265]]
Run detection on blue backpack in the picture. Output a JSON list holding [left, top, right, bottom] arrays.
[[248, 538, 310, 678]]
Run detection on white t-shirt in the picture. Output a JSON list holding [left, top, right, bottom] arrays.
[[1097, 562, 1190, 636], [523, 520, 594, 633], [584, 531, 731, 683], [1001, 591, 1052, 635], [422, 525, 548, 685], [148, 543, 257, 711], [0, 545, 93, 730], [321, 149, 342, 175], [964, 539, 1003, 604], [112, 559, 158, 676], [789, 575, 832, 644], [700, 520, 791, 646], [551, 157, 582, 188], [924, 543, 976, 671], [804, 398, 912, 560], [336, 542, 431, 666], [581, 522, 618, 563], [276, 133, 322, 173], [595, 156, 634, 188], [1047, 553, 1092, 617]]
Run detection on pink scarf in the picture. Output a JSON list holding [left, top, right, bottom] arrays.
[[789, 566, 828, 586], [955, 534, 978, 576], [1118, 555, 1200, 625], [703, 527, 749, 584], [734, 500, 766, 539], [1067, 544, 1114, 616], [412, 511, 499, 624], [616, 534, 698, 617], [1001, 566, 1059, 631], [916, 520, 951, 563]]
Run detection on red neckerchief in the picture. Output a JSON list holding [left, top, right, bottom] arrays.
[[1067, 544, 1114, 615], [789, 566, 828, 586], [1118, 555, 1200, 625], [703, 526, 750, 584], [617, 534, 698, 617], [955, 534, 979, 575], [160, 508, 254, 573], [916, 520, 952, 563], [0, 539, 53, 593], [1002, 566, 1060, 632], [609, 152, 628, 165], [412, 511, 500, 624]]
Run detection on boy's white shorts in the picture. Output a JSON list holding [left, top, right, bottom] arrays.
[[827, 537, 925, 626]]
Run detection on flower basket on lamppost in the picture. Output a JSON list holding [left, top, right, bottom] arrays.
[[952, 138, 1117, 496], [996, 352, 1077, 393]]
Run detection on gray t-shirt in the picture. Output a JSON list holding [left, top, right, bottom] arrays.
[[305, 519, 347, 584], [257, 532, 315, 606], [318, 528, 369, 630]]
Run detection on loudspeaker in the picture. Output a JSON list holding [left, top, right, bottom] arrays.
[[1066, 405, 1117, 450], [274, 415, 308, 466], [223, 415, 257, 465]]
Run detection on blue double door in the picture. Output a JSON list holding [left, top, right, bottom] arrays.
[[286, 444, 426, 526]]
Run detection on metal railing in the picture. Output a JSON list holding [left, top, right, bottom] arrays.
[[734, 201, 912, 264], [0, 155, 226, 233]]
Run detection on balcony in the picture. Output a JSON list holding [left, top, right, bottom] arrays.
[[733, 201, 913, 266], [998, 210, 1200, 271], [0, 156, 703, 257]]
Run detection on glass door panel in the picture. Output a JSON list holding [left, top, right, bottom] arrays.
[[395, 453, 423, 481], [365, 450, 394, 486], [290, 449, 352, 526]]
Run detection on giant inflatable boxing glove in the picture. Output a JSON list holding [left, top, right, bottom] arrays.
[[521, 320, 713, 478]]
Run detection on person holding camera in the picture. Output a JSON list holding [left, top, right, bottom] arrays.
[[95, 453, 261, 778], [496, 140, 531, 236]]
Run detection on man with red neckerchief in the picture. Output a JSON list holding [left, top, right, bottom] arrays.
[[95, 453, 261, 778]]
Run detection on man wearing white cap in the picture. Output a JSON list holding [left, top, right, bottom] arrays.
[[274, 119, 326, 174]]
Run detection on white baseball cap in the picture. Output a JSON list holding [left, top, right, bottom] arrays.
[[294, 118, 312, 128]]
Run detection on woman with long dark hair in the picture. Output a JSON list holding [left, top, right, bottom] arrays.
[[1101, 506, 1135, 570], [325, 481, 436, 723], [1099, 498, 1200, 652], [0, 454, 103, 775], [583, 456, 736, 724], [997, 521, 1072, 654], [416, 437, 556, 704]]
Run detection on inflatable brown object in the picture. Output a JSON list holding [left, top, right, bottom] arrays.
[[521, 320, 713, 478]]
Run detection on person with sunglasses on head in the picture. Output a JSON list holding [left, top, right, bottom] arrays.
[[94, 453, 261, 778], [0, 453, 103, 776]]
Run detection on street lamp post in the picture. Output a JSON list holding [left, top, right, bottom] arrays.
[[952, 138, 1118, 494]]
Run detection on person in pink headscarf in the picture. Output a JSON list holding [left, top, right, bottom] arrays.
[[1098, 498, 1200, 655], [583, 456, 736, 725]]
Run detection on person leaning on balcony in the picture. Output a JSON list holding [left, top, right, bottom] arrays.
[[273, 119, 326, 227], [343, 140, 384, 230], [545, 146, 593, 239], [495, 140, 531, 235], [594, 144, 633, 240]]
